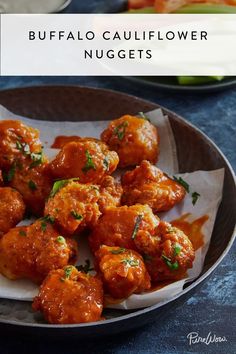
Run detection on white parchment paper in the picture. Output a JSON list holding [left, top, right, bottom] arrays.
[[0, 105, 224, 308]]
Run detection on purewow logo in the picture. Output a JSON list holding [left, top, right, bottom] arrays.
[[187, 332, 227, 346]]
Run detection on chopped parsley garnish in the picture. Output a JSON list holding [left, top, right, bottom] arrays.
[[76, 259, 94, 273], [71, 210, 83, 220], [173, 243, 182, 256], [41, 221, 47, 232], [16, 140, 30, 155], [131, 215, 143, 240], [138, 112, 150, 121], [29, 151, 43, 169], [49, 178, 79, 198], [28, 180, 37, 191], [110, 248, 126, 255], [122, 258, 139, 267], [173, 176, 200, 206], [19, 230, 27, 237], [103, 157, 109, 171], [15, 139, 43, 169], [114, 121, 128, 141], [60, 266, 74, 281], [43, 215, 55, 223], [173, 176, 190, 193], [40, 215, 55, 231], [56, 236, 66, 244], [162, 254, 179, 271], [82, 150, 96, 173], [192, 191, 201, 206]]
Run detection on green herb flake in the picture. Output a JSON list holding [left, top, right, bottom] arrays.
[[173, 176, 190, 193], [138, 112, 150, 121], [41, 221, 47, 232], [19, 230, 27, 237], [56, 236, 66, 244], [49, 178, 79, 198], [60, 266, 74, 281], [16, 140, 30, 156], [76, 259, 94, 273], [42, 215, 55, 224], [40, 215, 55, 231], [16, 139, 43, 169], [131, 214, 143, 240], [192, 191, 201, 206], [82, 150, 96, 173], [28, 180, 37, 191], [122, 258, 139, 267], [110, 248, 126, 255], [103, 157, 109, 171], [114, 121, 128, 141], [173, 243, 182, 256], [162, 254, 179, 271], [71, 210, 83, 221], [29, 151, 43, 169]]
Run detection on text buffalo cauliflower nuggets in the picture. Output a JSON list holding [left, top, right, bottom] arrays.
[[122, 160, 186, 212], [101, 115, 159, 168], [48, 138, 119, 183], [95, 245, 151, 299], [33, 266, 103, 324], [0, 220, 77, 283]]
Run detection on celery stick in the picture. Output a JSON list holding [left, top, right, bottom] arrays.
[[174, 4, 236, 14], [177, 76, 224, 85]]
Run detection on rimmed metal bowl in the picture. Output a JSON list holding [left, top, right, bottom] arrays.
[[0, 85, 235, 338]]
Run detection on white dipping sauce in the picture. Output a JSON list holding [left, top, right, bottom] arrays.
[[0, 0, 68, 13]]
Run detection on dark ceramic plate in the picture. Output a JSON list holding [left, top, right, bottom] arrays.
[[127, 77, 236, 93], [0, 86, 235, 339], [66, 0, 127, 14]]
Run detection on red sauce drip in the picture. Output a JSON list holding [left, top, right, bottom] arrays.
[[171, 213, 209, 251], [51, 135, 81, 149]]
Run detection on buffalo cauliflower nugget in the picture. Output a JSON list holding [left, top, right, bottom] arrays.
[[48, 138, 119, 183], [45, 181, 101, 235], [135, 221, 195, 282], [95, 245, 151, 298], [0, 220, 77, 283], [0, 120, 42, 170], [33, 266, 103, 324], [122, 160, 186, 212], [89, 204, 159, 253], [0, 187, 25, 236], [98, 176, 123, 213], [101, 115, 159, 168], [9, 158, 52, 217]]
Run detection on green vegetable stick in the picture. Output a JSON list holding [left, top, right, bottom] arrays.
[[177, 76, 224, 85], [174, 4, 236, 14]]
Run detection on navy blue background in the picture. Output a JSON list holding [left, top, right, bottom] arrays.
[[0, 1, 236, 353]]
